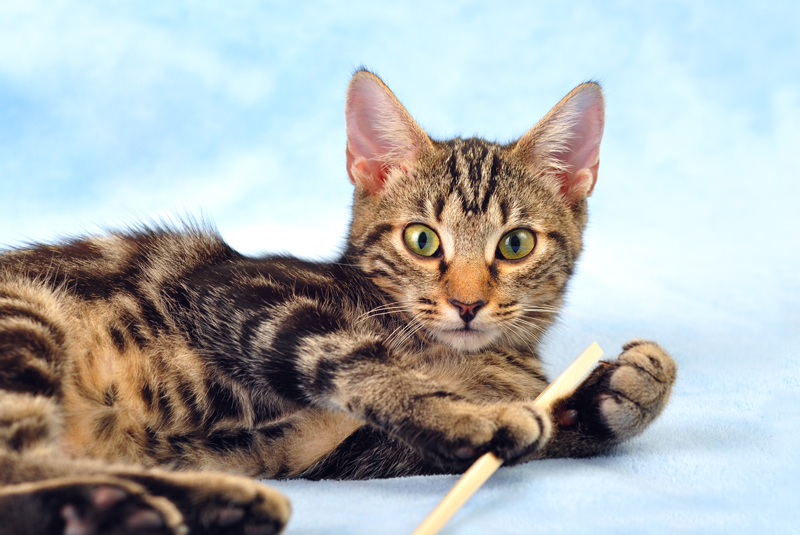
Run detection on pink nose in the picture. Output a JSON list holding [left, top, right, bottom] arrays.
[[449, 299, 486, 324]]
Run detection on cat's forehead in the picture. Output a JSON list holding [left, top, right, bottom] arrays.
[[439, 138, 505, 216], [380, 137, 563, 258], [405, 137, 558, 229]]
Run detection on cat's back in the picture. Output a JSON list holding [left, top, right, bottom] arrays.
[[0, 226, 386, 475], [0, 225, 239, 295]]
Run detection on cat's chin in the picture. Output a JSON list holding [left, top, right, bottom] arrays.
[[433, 328, 498, 353]]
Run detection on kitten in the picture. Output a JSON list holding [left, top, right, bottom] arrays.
[[0, 70, 676, 535]]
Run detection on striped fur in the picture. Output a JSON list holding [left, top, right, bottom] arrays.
[[0, 71, 676, 534]]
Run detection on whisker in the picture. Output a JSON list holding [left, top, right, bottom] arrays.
[[395, 314, 427, 347], [511, 317, 541, 341], [359, 303, 413, 315], [520, 305, 583, 322], [357, 307, 414, 322], [385, 321, 411, 347], [386, 312, 426, 351], [392, 321, 426, 351], [500, 320, 538, 355], [514, 315, 549, 335], [520, 306, 560, 314], [356, 301, 417, 323]]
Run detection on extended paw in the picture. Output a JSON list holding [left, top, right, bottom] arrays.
[[60, 484, 184, 535], [538, 341, 677, 459], [384, 399, 551, 469], [122, 470, 291, 535], [0, 476, 185, 535], [596, 340, 677, 440]]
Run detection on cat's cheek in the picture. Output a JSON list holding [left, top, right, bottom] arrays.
[[370, 279, 411, 302]]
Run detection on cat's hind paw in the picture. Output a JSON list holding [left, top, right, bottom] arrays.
[[60, 484, 184, 535], [0, 476, 186, 535], [122, 470, 290, 535]]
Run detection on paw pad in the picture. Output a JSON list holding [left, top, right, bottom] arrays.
[[596, 342, 677, 440]]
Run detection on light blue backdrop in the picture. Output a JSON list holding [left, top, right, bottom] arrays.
[[1, 2, 798, 534]]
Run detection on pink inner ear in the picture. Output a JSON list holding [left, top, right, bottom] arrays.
[[561, 166, 597, 200], [345, 72, 426, 195], [346, 147, 386, 192], [552, 87, 605, 202]]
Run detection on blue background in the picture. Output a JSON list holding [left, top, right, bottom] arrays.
[[2, 2, 798, 533]]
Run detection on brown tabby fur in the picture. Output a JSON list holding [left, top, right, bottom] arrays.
[[0, 70, 676, 535]]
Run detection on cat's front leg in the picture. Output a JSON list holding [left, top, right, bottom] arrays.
[[359, 378, 552, 471], [283, 331, 551, 472], [535, 340, 677, 459]]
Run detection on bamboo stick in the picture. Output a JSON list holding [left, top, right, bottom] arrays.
[[410, 342, 605, 535]]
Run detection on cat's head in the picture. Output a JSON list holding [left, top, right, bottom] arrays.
[[344, 70, 604, 353]]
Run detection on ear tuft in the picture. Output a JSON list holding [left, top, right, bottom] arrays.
[[345, 71, 432, 195], [513, 83, 605, 204]]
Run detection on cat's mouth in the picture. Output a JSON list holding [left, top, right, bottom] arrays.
[[434, 325, 498, 352]]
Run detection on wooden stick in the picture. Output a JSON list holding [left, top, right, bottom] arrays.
[[410, 342, 605, 535]]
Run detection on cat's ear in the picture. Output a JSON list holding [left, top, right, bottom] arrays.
[[513, 83, 605, 204], [345, 70, 433, 195]]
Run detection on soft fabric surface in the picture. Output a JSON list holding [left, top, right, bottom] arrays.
[[1, 2, 798, 533]]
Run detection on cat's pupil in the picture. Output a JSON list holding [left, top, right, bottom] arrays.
[[509, 234, 521, 253], [418, 232, 428, 249]]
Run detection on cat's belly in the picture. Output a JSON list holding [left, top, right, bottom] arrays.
[[265, 409, 363, 477], [61, 388, 362, 478]]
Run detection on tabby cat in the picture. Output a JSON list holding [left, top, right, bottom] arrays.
[[0, 70, 676, 535]]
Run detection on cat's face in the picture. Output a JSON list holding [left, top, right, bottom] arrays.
[[344, 71, 604, 353], [350, 139, 583, 352]]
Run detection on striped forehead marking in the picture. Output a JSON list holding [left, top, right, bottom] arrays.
[[443, 138, 503, 217]]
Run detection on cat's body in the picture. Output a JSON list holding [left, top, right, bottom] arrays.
[[0, 71, 676, 535]]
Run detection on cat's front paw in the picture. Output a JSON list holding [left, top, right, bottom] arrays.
[[595, 340, 677, 440], [600, 340, 677, 438], [383, 399, 551, 470], [540, 340, 677, 459]]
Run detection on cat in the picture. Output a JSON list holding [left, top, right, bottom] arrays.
[[0, 70, 676, 535]]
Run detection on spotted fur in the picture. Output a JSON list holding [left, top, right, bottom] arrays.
[[0, 71, 676, 534]]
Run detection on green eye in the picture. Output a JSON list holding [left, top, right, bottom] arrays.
[[496, 229, 535, 260], [404, 224, 441, 257]]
